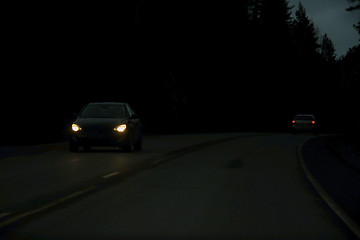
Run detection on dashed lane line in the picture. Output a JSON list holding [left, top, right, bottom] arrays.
[[102, 171, 120, 179], [0, 133, 273, 231]]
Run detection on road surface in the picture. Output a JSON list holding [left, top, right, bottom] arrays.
[[0, 133, 356, 239]]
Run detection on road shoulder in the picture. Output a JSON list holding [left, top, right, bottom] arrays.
[[0, 143, 68, 160], [299, 136, 360, 239]]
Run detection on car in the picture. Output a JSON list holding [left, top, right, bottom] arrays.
[[291, 114, 317, 134], [69, 102, 142, 152]]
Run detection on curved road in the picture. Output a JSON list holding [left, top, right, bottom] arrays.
[[0, 133, 357, 239]]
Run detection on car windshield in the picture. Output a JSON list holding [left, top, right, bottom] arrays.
[[295, 115, 315, 120], [79, 104, 126, 118]]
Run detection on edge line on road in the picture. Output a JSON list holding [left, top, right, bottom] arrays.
[[297, 138, 360, 239]]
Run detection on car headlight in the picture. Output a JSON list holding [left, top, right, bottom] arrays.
[[72, 123, 81, 132], [114, 124, 127, 133]]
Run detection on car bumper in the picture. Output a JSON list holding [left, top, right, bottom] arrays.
[[70, 131, 130, 147], [291, 125, 316, 131]]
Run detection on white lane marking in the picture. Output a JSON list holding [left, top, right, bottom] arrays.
[[0, 212, 10, 218], [0, 186, 96, 229], [0, 135, 257, 229], [102, 171, 120, 179], [298, 139, 360, 239]]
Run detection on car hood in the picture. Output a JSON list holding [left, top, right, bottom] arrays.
[[74, 117, 128, 128]]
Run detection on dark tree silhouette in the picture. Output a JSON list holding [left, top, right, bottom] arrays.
[[260, 0, 293, 31], [259, 0, 294, 71], [347, 0, 360, 37], [339, 0, 360, 133], [320, 34, 336, 64], [3, 0, 356, 145], [292, 2, 320, 62]]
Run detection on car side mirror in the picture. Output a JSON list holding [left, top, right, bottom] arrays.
[[130, 114, 139, 119]]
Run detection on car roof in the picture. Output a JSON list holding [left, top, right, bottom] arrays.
[[295, 114, 314, 117], [294, 114, 315, 119], [88, 102, 126, 105]]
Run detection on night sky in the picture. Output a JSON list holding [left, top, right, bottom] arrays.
[[289, 0, 359, 56]]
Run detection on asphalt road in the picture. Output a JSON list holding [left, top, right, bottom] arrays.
[[0, 133, 356, 239]]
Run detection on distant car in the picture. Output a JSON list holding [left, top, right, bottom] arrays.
[[69, 102, 142, 152], [291, 114, 317, 134]]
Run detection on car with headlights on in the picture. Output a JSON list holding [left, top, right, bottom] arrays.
[[291, 114, 317, 134], [69, 102, 142, 152]]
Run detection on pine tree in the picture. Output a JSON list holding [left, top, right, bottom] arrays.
[[260, 0, 293, 32], [320, 34, 336, 63], [255, 0, 295, 89], [248, 0, 262, 22], [291, 2, 323, 100], [292, 2, 320, 62]]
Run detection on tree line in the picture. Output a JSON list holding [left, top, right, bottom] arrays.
[[1, 0, 359, 145], [134, 0, 357, 133]]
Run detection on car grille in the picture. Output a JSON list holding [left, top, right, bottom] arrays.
[[83, 126, 113, 138]]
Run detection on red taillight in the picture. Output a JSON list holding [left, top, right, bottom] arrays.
[[312, 121, 315, 124], [292, 120, 295, 124]]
